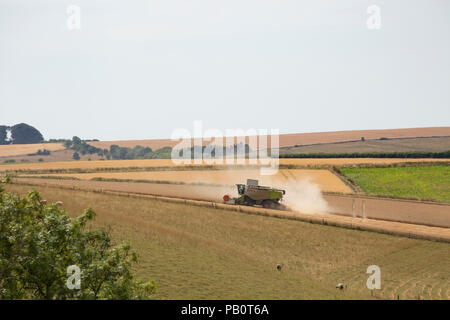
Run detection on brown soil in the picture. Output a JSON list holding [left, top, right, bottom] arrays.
[[15, 177, 450, 229], [13, 178, 450, 242], [89, 126, 450, 150], [27, 169, 353, 194]]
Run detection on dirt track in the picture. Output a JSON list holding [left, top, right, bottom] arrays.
[[26, 169, 353, 194], [324, 194, 450, 228], [16, 177, 450, 227], [12, 177, 450, 243]]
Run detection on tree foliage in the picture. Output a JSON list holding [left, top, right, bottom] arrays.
[[0, 177, 156, 300], [280, 150, 450, 159], [0, 126, 8, 145], [9, 123, 44, 144]]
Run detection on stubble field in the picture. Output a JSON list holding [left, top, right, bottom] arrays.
[[5, 183, 450, 300]]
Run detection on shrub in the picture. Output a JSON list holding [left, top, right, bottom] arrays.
[[0, 179, 156, 299]]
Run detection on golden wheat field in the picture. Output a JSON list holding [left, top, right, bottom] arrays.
[[28, 169, 353, 193], [0, 143, 65, 157], [88, 127, 450, 150], [1, 158, 448, 172]]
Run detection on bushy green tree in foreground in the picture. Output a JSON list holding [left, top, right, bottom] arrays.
[[0, 176, 156, 300]]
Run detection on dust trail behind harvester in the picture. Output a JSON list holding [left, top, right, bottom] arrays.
[[167, 166, 330, 214], [275, 177, 330, 215]]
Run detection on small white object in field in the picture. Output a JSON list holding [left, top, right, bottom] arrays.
[[56, 201, 64, 207], [336, 283, 344, 290]]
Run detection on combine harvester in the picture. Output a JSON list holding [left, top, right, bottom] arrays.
[[223, 179, 287, 210]]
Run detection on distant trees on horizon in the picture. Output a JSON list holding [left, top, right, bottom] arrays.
[[0, 123, 44, 145]]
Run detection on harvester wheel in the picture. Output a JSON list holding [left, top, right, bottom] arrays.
[[262, 200, 271, 209], [244, 196, 255, 206]]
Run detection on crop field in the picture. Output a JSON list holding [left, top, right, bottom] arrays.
[[27, 169, 353, 194], [1, 158, 449, 173], [0, 142, 64, 157], [5, 183, 449, 300], [280, 137, 450, 154], [341, 166, 450, 203], [88, 127, 450, 151]]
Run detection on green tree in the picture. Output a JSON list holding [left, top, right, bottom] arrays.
[[63, 140, 73, 149], [72, 136, 82, 145], [10, 123, 44, 144], [0, 177, 156, 300], [73, 152, 80, 161]]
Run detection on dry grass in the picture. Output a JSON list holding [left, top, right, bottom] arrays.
[[26, 169, 353, 194], [0, 143, 64, 157], [5, 183, 449, 300], [1, 158, 449, 173]]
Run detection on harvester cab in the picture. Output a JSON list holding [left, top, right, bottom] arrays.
[[223, 179, 286, 209]]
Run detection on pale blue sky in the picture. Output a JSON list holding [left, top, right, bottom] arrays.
[[0, 0, 449, 140]]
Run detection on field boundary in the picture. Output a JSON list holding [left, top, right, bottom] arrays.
[[322, 192, 450, 207], [1, 160, 449, 175], [329, 167, 362, 194], [10, 180, 450, 243]]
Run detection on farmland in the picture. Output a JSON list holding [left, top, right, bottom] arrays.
[[5, 183, 450, 300], [1, 157, 449, 173], [341, 166, 450, 203], [280, 137, 450, 154], [0, 142, 64, 157], [25, 169, 353, 194], [88, 126, 450, 151], [1, 129, 449, 301]]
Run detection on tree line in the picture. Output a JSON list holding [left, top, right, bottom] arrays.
[[0, 123, 44, 145], [280, 151, 450, 158], [65, 137, 252, 161]]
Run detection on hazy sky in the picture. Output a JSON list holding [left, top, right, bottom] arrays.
[[1, 0, 449, 141]]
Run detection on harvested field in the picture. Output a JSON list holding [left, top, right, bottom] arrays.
[[15, 177, 235, 202], [280, 137, 450, 154], [0, 143, 64, 157], [277, 127, 450, 148], [28, 169, 353, 194], [14, 177, 450, 228], [5, 183, 450, 299], [89, 127, 450, 150], [1, 158, 449, 172], [0, 149, 104, 163], [324, 194, 450, 228]]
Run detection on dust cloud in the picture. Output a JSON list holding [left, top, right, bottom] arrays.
[[273, 177, 330, 214]]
